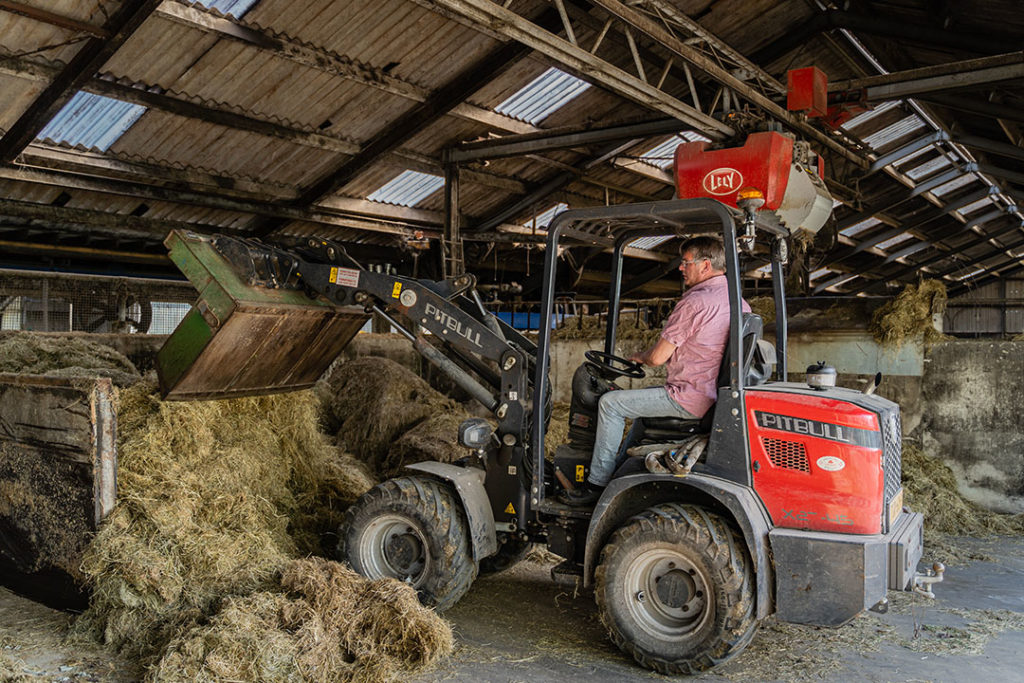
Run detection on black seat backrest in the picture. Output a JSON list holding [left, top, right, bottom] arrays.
[[717, 312, 763, 391]]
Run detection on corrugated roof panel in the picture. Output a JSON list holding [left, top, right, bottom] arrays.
[[841, 100, 902, 131], [640, 137, 682, 169], [840, 217, 881, 237], [876, 232, 914, 250], [810, 268, 833, 281], [629, 235, 674, 250], [931, 174, 977, 197], [861, 115, 927, 150], [639, 131, 712, 169], [367, 170, 444, 207], [495, 68, 590, 125], [955, 267, 986, 281], [905, 154, 953, 180], [37, 92, 146, 151], [523, 202, 569, 229], [957, 196, 994, 215], [198, 0, 260, 18]]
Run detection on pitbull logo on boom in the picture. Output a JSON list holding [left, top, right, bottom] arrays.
[[425, 302, 483, 348]]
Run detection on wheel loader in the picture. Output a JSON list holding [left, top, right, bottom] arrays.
[[155, 131, 939, 674]]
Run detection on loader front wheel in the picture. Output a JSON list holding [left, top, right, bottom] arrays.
[[339, 476, 478, 611], [594, 503, 757, 674]]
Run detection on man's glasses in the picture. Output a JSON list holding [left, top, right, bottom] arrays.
[[680, 258, 708, 267]]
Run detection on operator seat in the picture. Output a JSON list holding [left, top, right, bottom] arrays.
[[635, 313, 765, 443]]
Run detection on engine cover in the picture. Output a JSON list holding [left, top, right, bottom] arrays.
[[745, 387, 887, 535]]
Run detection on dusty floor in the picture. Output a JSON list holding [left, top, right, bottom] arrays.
[[2, 536, 1023, 682], [415, 535, 1024, 683]]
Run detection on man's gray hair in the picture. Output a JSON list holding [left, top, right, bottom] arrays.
[[679, 236, 726, 272]]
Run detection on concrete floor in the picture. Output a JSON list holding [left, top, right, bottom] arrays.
[[2, 537, 1022, 682], [416, 536, 1024, 683]]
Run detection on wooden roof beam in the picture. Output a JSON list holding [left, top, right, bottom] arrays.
[[423, 0, 734, 139]]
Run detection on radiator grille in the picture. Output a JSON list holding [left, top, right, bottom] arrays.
[[762, 437, 810, 472], [882, 409, 903, 505]]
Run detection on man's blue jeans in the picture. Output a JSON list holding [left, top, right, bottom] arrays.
[[587, 387, 698, 487]]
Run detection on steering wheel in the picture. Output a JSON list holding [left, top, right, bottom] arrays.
[[584, 350, 646, 379]]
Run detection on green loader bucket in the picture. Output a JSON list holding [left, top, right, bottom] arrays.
[[156, 230, 369, 400]]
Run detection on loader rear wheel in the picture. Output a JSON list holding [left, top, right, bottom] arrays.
[[594, 504, 757, 674], [339, 476, 478, 611]]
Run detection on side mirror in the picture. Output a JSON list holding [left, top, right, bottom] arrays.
[[458, 417, 494, 449]]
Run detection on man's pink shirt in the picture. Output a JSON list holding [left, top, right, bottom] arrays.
[[660, 274, 749, 417]]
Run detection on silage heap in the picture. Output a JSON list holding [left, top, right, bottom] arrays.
[[0, 331, 141, 386], [322, 356, 469, 479], [74, 381, 451, 681]]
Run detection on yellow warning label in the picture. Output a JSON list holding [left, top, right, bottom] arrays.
[[329, 267, 338, 283], [504, 502, 516, 515], [392, 282, 402, 298], [575, 464, 585, 482]]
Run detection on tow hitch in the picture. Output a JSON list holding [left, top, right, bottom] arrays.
[[913, 562, 946, 599]]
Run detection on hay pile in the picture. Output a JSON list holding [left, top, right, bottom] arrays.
[[151, 558, 452, 682], [871, 280, 948, 348], [0, 331, 140, 386], [321, 357, 469, 479], [747, 296, 776, 326], [0, 636, 28, 683], [72, 381, 450, 680], [903, 443, 1024, 538], [551, 316, 661, 346]]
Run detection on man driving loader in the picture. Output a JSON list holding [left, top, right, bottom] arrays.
[[562, 235, 749, 506]]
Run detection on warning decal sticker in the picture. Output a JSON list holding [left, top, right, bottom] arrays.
[[332, 267, 360, 287]]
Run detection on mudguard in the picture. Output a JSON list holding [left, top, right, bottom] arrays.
[[584, 472, 775, 620], [405, 462, 497, 561]]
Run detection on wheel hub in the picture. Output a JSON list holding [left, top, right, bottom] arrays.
[[655, 568, 696, 609], [385, 532, 423, 573]]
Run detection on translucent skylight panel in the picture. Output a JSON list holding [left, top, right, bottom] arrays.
[[957, 196, 993, 215], [196, 0, 260, 17], [495, 68, 590, 125], [876, 232, 914, 250], [36, 92, 146, 151], [930, 174, 976, 197], [523, 202, 569, 229], [956, 268, 985, 281], [841, 101, 902, 131], [840, 217, 881, 238], [905, 154, 953, 180], [861, 115, 927, 150], [367, 170, 444, 207], [628, 235, 674, 250], [640, 137, 682, 169], [639, 131, 712, 169]]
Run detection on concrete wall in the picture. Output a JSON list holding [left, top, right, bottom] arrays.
[[132, 330, 1019, 514], [917, 341, 1024, 513]]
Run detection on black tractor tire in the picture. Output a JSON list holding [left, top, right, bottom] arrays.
[[338, 476, 478, 612], [478, 534, 532, 576], [594, 503, 758, 674]]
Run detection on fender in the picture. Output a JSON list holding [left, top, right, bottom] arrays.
[[405, 461, 497, 561], [584, 472, 775, 620]]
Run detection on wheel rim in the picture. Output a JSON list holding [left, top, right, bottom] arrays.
[[621, 547, 713, 639], [357, 513, 432, 586]]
